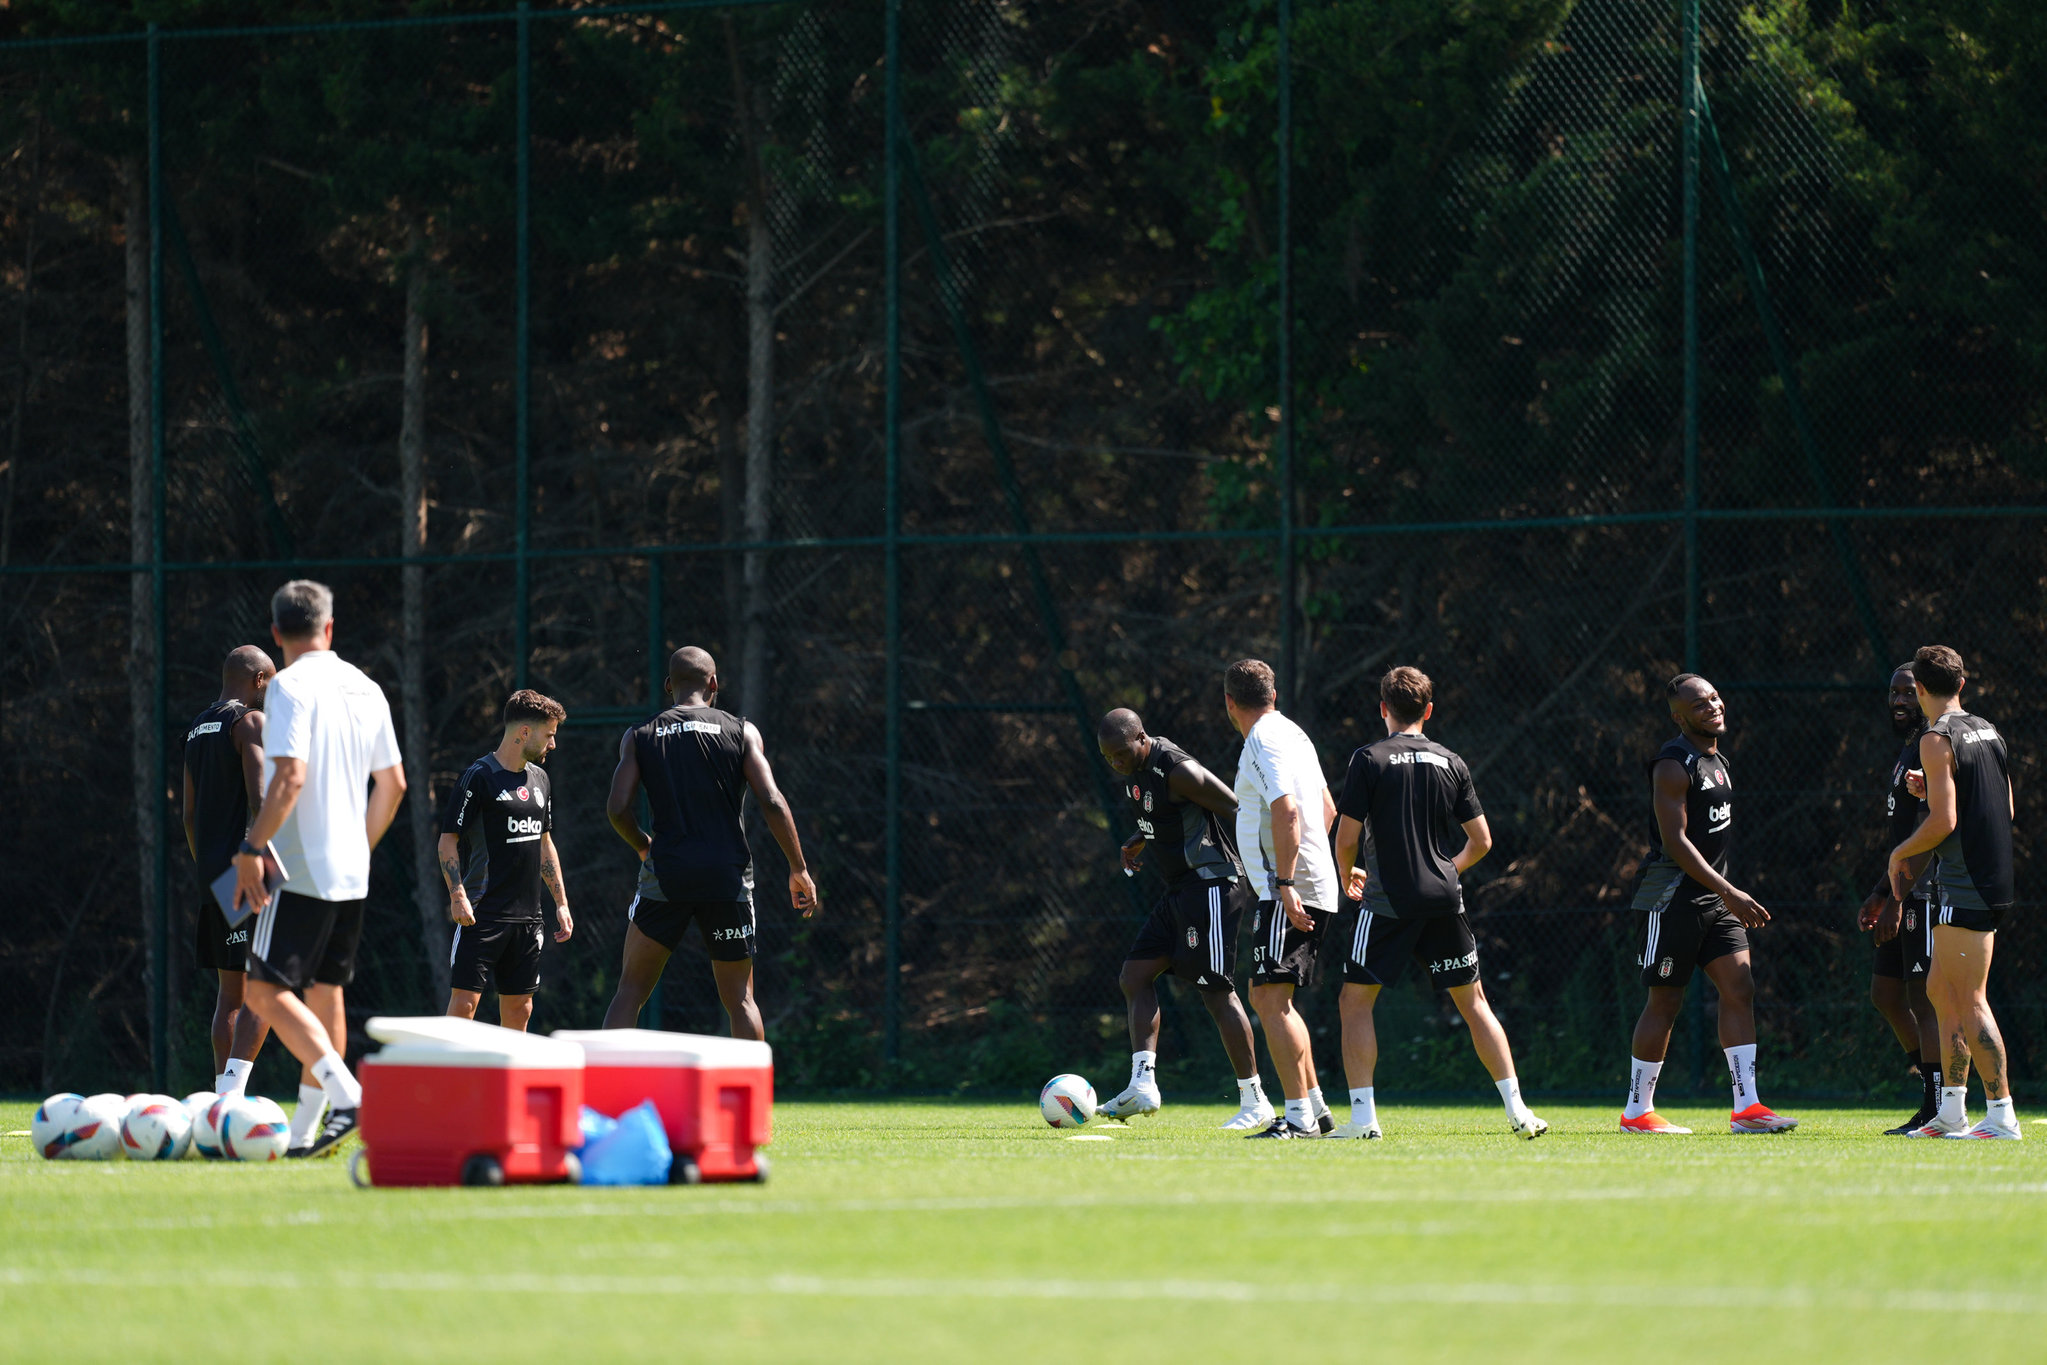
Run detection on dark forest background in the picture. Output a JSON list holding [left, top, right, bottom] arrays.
[[2, 0, 2042, 1101]]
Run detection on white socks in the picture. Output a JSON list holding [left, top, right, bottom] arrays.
[[288, 1084, 328, 1147], [312, 1051, 363, 1109], [1283, 1097, 1313, 1130], [1130, 1051, 1158, 1091], [1349, 1087, 1378, 1129], [1306, 1085, 1329, 1120], [1624, 1057, 1662, 1120], [1236, 1076, 1263, 1100], [1984, 1096, 2017, 1131], [1496, 1076, 1524, 1118], [215, 1058, 253, 1096], [1936, 1086, 1968, 1128], [1725, 1044, 1759, 1112]]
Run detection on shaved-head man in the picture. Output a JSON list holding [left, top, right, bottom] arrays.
[[601, 647, 817, 1037], [182, 644, 278, 1096], [1618, 673, 1795, 1135], [1096, 707, 1271, 1131]]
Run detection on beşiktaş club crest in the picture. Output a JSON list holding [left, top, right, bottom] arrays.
[[1186, 926, 1199, 948], [1144, 791, 1154, 811], [1658, 957, 1674, 979]]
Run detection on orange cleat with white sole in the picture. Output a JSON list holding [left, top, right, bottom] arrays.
[[1730, 1103, 1797, 1134], [1619, 1111, 1692, 1134]]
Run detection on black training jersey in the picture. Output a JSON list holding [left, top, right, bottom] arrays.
[[185, 699, 252, 884], [1336, 732, 1484, 919], [633, 705, 753, 901], [1630, 733, 1733, 912], [1886, 728, 1929, 896], [1122, 736, 1241, 887], [441, 754, 553, 922], [1929, 710, 2014, 910]]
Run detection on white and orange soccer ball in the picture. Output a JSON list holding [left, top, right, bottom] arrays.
[[1038, 1074, 1097, 1129], [34, 1092, 124, 1160], [30, 1093, 84, 1159], [120, 1094, 192, 1161], [217, 1095, 290, 1162], [190, 1095, 232, 1160]]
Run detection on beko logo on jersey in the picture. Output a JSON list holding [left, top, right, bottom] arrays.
[[187, 721, 222, 740], [507, 817, 544, 835], [1707, 803, 1731, 830], [1136, 818, 1155, 837], [1388, 750, 1450, 769]]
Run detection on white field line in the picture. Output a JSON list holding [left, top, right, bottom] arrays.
[[1, 1265, 2045, 1316]]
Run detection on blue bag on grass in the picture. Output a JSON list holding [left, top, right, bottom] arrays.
[[579, 1100, 672, 1186], [575, 1105, 618, 1151]]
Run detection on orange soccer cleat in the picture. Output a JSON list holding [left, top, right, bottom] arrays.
[[1619, 1111, 1692, 1134], [1729, 1103, 1798, 1134]]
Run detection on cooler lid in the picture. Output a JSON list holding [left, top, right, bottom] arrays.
[[550, 1028, 772, 1069], [365, 1015, 584, 1069]]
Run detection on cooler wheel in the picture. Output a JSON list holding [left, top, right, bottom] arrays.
[[562, 1152, 583, 1185], [669, 1154, 702, 1186], [461, 1154, 506, 1187], [747, 1154, 770, 1184], [348, 1151, 372, 1189]]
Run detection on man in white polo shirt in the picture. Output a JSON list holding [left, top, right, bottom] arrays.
[[232, 580, 407, 1157], [1225, 657, 1340, 1139]]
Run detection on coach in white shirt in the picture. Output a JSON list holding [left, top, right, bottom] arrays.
[[1225, 657, 1340, 1139], [232, 580, 407, 1157]]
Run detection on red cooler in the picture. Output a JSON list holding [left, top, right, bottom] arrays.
[[357, 1016, 585, 1188], [553, 1029, 772, 1183]]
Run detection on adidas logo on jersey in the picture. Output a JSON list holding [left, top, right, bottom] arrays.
[[496, 789, 518, 802]]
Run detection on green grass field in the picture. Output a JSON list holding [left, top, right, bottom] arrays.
[[4, 1097, 2044, 1361]]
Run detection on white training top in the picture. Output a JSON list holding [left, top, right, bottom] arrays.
[[1233, 709, 1339, 911], [262, 649, 403, 902]]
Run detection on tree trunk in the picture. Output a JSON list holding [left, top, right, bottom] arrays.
[[4, 108, 41, 568], [399, 234, 448, 1004], [728, 21, 774, 723], [122, 159, 161, 1070]]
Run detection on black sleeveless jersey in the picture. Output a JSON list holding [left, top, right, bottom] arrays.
[[1630, 733, 1733, 910], [1929, 710, 2014, 910], [632, 705, 753, 901], [184, 699, 252, 883], [1122, 736, 1241, 887]]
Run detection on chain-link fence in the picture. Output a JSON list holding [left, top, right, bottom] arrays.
[[2, 0, 2041, 1105]]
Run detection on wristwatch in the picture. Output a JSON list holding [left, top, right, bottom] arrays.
[[238, 839, 260, 858], [1274, 877, 1296, 887]]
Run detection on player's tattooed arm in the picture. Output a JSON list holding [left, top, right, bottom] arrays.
[[438, 832, 474, 926], [540, 833, 574, 942], [1166, 758, 1238, 816]]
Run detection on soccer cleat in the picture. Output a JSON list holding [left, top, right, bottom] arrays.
[[1220, 1095, 1275, 1131], [1729, 1103, 1797, 1134], [1908, 1112, 1970, 1138], [287, 1106, 358, 1159], [1096, 1084, 1162, 1122], [1510, 1110, 1549, 1140], [1326, 1117, 1383, 1140], [1945, 1117, 2023, 1141], [1619, 1111, 1691, 1134], [1311, 1096, 1334, 1134], [1245, 1115, 1316, 1140], [1885, 1105, 1938, 1136]]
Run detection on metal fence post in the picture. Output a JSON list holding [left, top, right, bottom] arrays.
[[147, 22, 170, 1093], [1680, 0, 1708, 1096], [514, 2, 532, 689], [882, 0, 903, 1067], [1276, 0, 1296, 706]]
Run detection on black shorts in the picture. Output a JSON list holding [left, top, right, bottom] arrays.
[[1248, 901, 1331, 988], [1637, 900, 1746, 989], [248, 890, 365, 991], [1126, 878, 1249, 992], [1340, 907, 1480, 990], [629, 893, 755, 961], [195, 896, 252, 973], [450, 919, 546, 996], [1933, 898, 2006, 934], [1872, 898, 1933, 981]]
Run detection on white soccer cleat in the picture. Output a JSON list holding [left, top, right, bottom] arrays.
[[1096, 1084, 1162, 1122], [1510, 1109, 1549, 1140], [1909, 1112, 1971, 1138], [1326, 1117, 1383, 1140], [1220, 1094, 1275, 1131], [1945, 1117, 2023, 1141]]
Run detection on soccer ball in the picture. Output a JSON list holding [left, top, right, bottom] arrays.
[[218, 1096, 291, 1162], [120, 1094, 192, 1161], [29, 1093, 83, 1160], [37, 1092, 124, 1160], [190, 1095, 232, 1160], [1039, 1074, 1097, 1129]]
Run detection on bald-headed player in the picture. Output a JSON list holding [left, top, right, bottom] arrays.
[[1618, 673, 1796, 1135], [183, 644, 277, 1096], [601, 647, 817, 1038], [1095, 708, 1272, 1131]]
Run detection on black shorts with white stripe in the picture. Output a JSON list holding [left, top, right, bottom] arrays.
[[248, 889, 366, 991], [1636, 898, 1746, 990], [1125, 877, 1250, 993], [1248, 900, 1332, 988], [1871, 898, 1932, 981], [450, 919, 546, 995], [1339, 907, 1480, 990]]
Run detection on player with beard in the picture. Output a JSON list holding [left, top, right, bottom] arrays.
[[1857, 663, 1942, 1133], [1617, 673, 1796, 1135], [1094, 708, 1271, 1131], [183, 644, 277, 1096]]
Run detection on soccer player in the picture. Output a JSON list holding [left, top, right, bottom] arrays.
[[439, 690, 575, 1032], [1223, 658, 1338, 1139], [600, 647, 817, 1038], [232, 580, 406, 1157], [1329, 667, 1546, 1140], [1618, 673, 1796, 1135], [1094, 708, 1272, 1130], [1887, 645, 2021, 1139], [1857, 662, 1942, 1133], [182, 644, 277, 1096]]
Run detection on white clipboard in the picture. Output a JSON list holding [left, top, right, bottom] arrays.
[[211, 843, 288, 929]]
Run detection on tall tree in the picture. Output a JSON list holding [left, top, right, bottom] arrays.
[[398, 226, 445, 1001], [121, 156, 160, 1059]]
